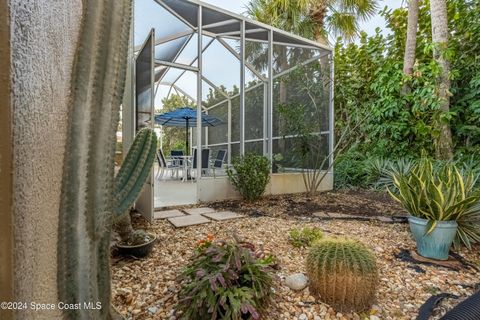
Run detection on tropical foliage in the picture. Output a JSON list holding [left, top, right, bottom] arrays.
[[177, 236, 275, 320], [334, 0, 480, 187], [247, 0, 379, 42]]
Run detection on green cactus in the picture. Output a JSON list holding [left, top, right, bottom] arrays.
[[114, 128, 157, 244], [114, 128, 157, 216], [306, 238, 378, 313], [57, 0, 132, 319]]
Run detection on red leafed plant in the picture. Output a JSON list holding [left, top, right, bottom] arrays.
[[177, 236, 276, 320]]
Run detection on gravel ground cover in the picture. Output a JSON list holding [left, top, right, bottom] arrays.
[[111, 191, 480, 320]]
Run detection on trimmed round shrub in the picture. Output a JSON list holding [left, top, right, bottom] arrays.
[[227, 153, 271, 201], [306, 238, 378, 313]]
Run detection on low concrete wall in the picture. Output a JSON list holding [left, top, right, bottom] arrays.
[[197, 172, 333, 203]]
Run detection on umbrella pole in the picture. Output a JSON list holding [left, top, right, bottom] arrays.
[[186, 118, 189, 156]]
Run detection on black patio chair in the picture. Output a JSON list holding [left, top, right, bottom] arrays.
[[190, 148, 211, 179], [156, 149, 180, 179], [210, 149, 227, 177]]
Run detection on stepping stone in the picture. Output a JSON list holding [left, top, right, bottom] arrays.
[[375, 216, 394, 223], [184, 207, 216, 215], [154, 209, 185, 219], [312, 212, 329, 218], [167, 215, 211, 228], [202, 211, 243, 221], [313, 212, 367, 220]]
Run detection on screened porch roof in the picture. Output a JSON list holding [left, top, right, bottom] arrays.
[[135, 0, 332, 108], [135, 0, 331, 58]]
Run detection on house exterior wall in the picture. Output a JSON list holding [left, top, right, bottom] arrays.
[[8, 1, 82, 319], [196, 172, 333, 202], [0, 1, 13, 319]]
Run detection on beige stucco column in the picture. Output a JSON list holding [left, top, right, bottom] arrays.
[[2, 1, 82, 319], [0, 1, 13, 319]]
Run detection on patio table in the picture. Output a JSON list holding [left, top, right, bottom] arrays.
[[171, 155, 192, 182]]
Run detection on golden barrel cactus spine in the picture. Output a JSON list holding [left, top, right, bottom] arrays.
[[306, 238, 378, 313]]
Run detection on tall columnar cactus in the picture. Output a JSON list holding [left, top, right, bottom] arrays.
[[114, 128, 157, 243], [57, 0, 132, 319], [306, 238, 378, 313]]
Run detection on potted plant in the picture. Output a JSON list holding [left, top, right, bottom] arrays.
[[388, 157, 480, 260], [113, 128, 158, 257]]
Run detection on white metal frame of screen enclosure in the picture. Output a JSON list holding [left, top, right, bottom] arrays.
[[127, 0, 334, 210]]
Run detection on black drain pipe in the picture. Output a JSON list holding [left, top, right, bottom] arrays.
[[441, 291, 480, 320]]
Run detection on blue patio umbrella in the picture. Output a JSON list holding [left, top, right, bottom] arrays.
[[154, 107, 224, 155]]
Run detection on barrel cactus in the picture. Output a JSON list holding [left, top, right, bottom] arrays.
[[113, 127, 157, 243], [306, 238, 378, 313]]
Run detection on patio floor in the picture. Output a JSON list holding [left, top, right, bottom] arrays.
[[154, 166, 197, 208]]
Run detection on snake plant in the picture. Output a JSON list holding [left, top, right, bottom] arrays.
[[388, 157, 480, 249]]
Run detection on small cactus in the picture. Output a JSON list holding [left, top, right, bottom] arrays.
[[114, 128, 157, 243], [306, 238, 378, 313], [114, 128, 157, 216]]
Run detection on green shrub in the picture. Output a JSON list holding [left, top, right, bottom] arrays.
[[334, 147, 370, 189], [306, 238, 378, 313], [227, 153, 271, 201], [289, 227, 324, 248], [177, 237, 275, 320], [388, 157, 480, 249]]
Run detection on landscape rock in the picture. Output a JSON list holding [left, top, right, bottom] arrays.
[[285, 273, 309, 291]]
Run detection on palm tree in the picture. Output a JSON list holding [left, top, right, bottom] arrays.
[[247, 0, 378, 44], [430, 0, 454, 159], [403, 0, 419, 79]]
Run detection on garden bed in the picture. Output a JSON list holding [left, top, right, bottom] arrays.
[[207, 189, 403, 218], [111, 191, 479, 320]]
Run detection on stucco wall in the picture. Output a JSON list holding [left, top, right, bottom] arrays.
[[0, 2, 13, 320], [197, 172, 334, 202], [10, 1, 82, 319]]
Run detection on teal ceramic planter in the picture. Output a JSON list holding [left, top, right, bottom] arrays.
[[408, 216, 457, 260]]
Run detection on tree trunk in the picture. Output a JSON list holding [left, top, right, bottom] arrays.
[[115, 211, 135, 244], [278, 46, 289, 154], [403, 0, 419, 85], [430, 0, 454, 160], [310, 2, 328, 44]]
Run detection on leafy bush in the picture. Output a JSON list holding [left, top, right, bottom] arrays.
[[388, 157, 480, 249], [227, 154, 271, 201], [177, 236, 275, 320], [306, 238, 378, 313], [289, 227, 324, 248], [334, 148, 370, 189], [334, 0, 480, 160]]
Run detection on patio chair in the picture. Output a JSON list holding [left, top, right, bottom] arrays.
[[156, 149, 180, 180], [210, 149, 227, 177], [190, 148, 210, 180], [170, 150, 184, 166]]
